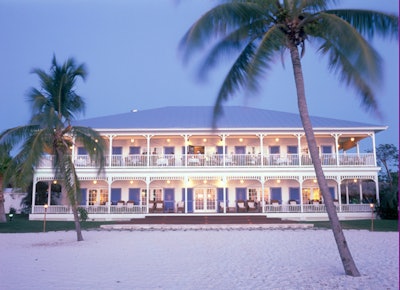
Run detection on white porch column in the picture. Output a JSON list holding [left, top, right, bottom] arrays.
[[145, 135, 153, 167], [260, 176, 265, 213], [375, 174, 380, 204], [295, 133, 303, 166], [257, 134, 264, 166], [47, 181, 52, 205], [345, 182, 349, 204], [332, 133, 341, 166], [146, 177, 151, 213], [183, 134, 190, 167], [359, 180, 363, 203], [336, 176, 342, 212], [220, 134, 227, 166], [299, 177, 304, 213], [71, 137, 76, 163], [370, 133, 377, 166], [31, 176, 37, 213], [184, 176, 188, 213], [222, 176, 227, 213], [108, 134, 116, 167], [107, 177, 112, 214]]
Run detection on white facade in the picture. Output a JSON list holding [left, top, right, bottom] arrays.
[[30, 107, 384, 221]]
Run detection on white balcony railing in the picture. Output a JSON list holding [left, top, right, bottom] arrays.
[[35, 152, 375, 169], [32, 203, 372, 215]]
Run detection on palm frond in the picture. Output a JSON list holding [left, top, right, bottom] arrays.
[[326, 9, 399, 40], [179, 2, 265, 63], [307, 13, 383, 114], [197, 19, 264, 81], [72, 126, 106, 174]]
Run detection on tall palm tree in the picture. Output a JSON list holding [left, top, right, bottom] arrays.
[[0, 56, 106, 241], [0, 143, 12, 222], [180, 0, 398, 276]]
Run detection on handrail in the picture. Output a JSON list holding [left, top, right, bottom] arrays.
[[36, 152, 375, 169]]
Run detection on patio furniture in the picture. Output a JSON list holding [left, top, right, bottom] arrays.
[[148, 201, 155, 213], [236, 200, 247, 213], [247, 200, 258, 212], [218, 201, 226, 213], [154, 201, 164, 213], [177, 201, 185, 213], [289, 200, 297, 205], [126, 200, 134, 207], [117, 200, 125, 206]]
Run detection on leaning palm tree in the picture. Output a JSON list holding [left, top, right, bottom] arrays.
[[180, 0, 398, 276], [0, 56, 106, 241]]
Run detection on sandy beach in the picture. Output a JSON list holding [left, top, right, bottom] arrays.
[[0, 227, 398, 290]]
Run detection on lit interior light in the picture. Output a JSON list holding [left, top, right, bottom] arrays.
[[275, 138, 279, 142]]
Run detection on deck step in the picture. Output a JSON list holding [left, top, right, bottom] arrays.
[[122, 215, 290, 225]]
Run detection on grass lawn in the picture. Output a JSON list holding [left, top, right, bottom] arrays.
[[0, 214, 113, 233], [310, 219, 398, 232], [0, 214, 398, 233]]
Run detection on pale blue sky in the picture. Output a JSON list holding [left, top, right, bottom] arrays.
[[0, 0, 398, 147]]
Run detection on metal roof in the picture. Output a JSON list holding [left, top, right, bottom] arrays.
[[74, 106, 385, 132]]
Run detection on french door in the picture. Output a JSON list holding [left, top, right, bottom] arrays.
[[194, 188, 216, 212]]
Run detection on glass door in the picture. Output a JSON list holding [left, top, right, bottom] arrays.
[[194, 188, 216, 212]]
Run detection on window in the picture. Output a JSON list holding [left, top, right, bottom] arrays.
[[77, 147, 87, 155], [270, 187, 282, 204], [287, 146, 298, 154], [151, 188, 163, 201], [321, 145, 332, 154], [289, 187, 300, 203], [129, 146, 141, 154], [164, 146, 175, 154], [302, 187, 320, 203], [248, 188, 258, 201], [269, 146, 280, 154], [112, 146, 122, 155]]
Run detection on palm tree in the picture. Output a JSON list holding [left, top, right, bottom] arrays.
[[0, 56, 106, 241], [0, 143, 12, 222], [180, 0, 398, 276]]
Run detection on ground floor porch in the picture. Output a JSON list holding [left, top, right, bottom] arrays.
[[29, 203, 374, 221]]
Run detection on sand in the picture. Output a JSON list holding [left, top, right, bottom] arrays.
[[0, 227, 398, 290]]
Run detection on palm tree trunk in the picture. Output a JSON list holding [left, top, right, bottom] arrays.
[[0, 195, 6, 223], [288, 43, 361, 277], [0, 175, 6, 223], [71, 201, 84, 241]]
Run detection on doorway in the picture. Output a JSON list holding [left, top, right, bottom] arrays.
[[194, 188, 217, 212]]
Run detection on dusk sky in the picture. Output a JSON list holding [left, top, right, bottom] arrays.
[[0, 0, 398, 148]]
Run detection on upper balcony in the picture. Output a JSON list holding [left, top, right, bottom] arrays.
[[37, 152, 375, 169]]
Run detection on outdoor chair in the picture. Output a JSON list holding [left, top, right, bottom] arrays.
[[126, 200, 134, 208], [218, 201, 226, 213], [289, 200, 297, 205], [271, 200, 280, 206], [154, 201, 164, 213], [176, 201, 185, 213], [246, 200, 258, 212], [148, 201, 155, 213], [236, 200, 247, 213], [117, 200, 125, 206]]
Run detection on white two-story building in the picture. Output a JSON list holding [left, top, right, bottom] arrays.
[[30, 106, 385, 221]]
